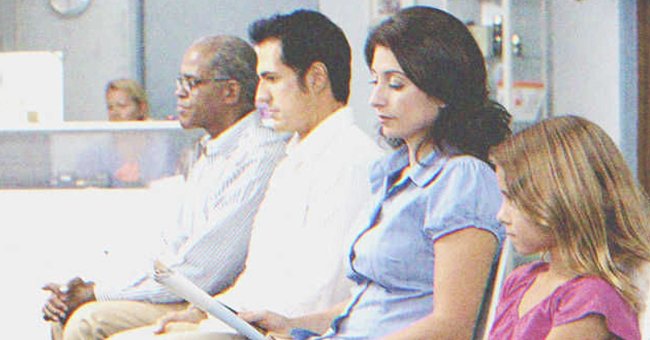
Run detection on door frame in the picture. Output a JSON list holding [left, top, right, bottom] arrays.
[[638, 0, 649, 194]]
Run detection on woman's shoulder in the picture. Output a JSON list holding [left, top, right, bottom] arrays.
[[443, 154, 494, 174], [429, 154, 498, 198]]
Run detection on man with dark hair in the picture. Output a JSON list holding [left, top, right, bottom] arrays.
[[248, 9, 351, 105], [109, 9, 382, 340], [41, 35, 288, 340]]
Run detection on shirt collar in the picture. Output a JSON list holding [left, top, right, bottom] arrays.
[[285, 106, 354, 159], [199, 110, 258, 158], [371, 146, 447, 189]]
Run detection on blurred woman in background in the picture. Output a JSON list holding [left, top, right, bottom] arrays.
[[106, 78, 150, 121]]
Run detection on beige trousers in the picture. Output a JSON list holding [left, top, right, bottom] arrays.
[[51, 300, 187, 340], [107, 323, 246, 340]]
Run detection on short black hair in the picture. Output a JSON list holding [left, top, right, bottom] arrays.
[[249, 9, 351, 103]]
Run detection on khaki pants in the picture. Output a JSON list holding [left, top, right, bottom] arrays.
[[107, 323, 246, 340], [51, 300, 187, 340]]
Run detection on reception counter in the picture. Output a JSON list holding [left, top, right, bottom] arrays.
[[1, 185, 182, 338], [0, 121, 195, 337], [0, 121, 201, 188]]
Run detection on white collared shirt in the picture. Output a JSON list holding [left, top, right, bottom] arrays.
[[206, 107, 383, 329]]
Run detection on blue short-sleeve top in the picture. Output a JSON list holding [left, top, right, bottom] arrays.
[[318, 147, 504, 339]]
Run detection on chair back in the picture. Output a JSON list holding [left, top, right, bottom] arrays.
[[473, 239, 517, 340]]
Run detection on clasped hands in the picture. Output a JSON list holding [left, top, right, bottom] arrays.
[[41, 277, 96, 324]]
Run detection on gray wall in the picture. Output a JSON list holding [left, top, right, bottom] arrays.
[[1, 1, 318, 121], [144, 0, 318, 119], [0, 0, 17, 51], [619, 0, 638, 175], [319, 1, 374, 135], [551, 0, 621, 142], [7, 0, 140, 121]]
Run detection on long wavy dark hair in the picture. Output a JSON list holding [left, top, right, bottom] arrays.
[[365, 6, 511, 163]]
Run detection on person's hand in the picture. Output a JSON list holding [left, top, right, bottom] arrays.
[[238, 310, 291, 335], [41, 282, 68, 323], [58, 277, 96, 321], [153, 306, 207, 334]]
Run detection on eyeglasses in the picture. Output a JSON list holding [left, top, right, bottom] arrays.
[[176, 75, 231, 92]]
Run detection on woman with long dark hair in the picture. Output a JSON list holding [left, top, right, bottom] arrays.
[[241, 6, 511, 338]]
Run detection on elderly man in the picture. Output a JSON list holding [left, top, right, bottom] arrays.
[[110, 9, 382, 340], [41, 35, 288, 340]]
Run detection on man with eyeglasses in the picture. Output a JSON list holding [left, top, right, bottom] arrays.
[[109, 9, 382, 340], [41, 35, 288, 340]]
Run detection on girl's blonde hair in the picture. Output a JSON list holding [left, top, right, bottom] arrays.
[[106, 78, 150, 120], [491, 115, 650, 311]]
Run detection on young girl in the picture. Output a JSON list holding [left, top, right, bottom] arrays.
[[489, 116, 650, 339]]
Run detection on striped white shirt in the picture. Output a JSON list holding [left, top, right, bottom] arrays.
[[94, 110, 288, 303]]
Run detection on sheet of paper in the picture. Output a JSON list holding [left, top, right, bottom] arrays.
[[154, 262, 266, 340]]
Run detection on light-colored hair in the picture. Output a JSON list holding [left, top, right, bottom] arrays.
[[105, 78, 150, 120], [491, 115, 650, 311]]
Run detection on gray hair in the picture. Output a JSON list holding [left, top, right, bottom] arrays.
[[192, 36, 258, 108]]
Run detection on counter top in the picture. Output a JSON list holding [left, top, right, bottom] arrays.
[[0, 120, 183, 133]]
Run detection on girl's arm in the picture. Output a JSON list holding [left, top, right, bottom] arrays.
[[546, 315, 614, 340], [383, 227, 498, 340], [239, 299, 350, 338]]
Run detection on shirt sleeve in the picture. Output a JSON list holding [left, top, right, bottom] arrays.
[[422, 157, 504, 243], [552, 277, 641, 340], [94, 141, 285, 303]]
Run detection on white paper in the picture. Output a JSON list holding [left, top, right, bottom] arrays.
[[154, 263, 266, 340]]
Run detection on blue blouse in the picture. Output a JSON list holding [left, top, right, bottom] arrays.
[[318, 147, 504, 339]]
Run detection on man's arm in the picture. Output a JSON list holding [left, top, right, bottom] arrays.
[[94, 144, 285, 303]]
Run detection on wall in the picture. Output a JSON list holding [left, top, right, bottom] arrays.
[[10, 0, 139, 121], [550, 0, 639, 171], [0, 0, 17, 51], [550, 0, 621, 142], [319, 1, 374, 134], [3, 1, 320, 122], [619, 0, 638, 174], [144, 0, 318, 119]]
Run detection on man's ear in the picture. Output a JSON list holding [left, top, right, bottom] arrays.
[[221, 80, 242, 105], [305, 62, 329, 94]]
